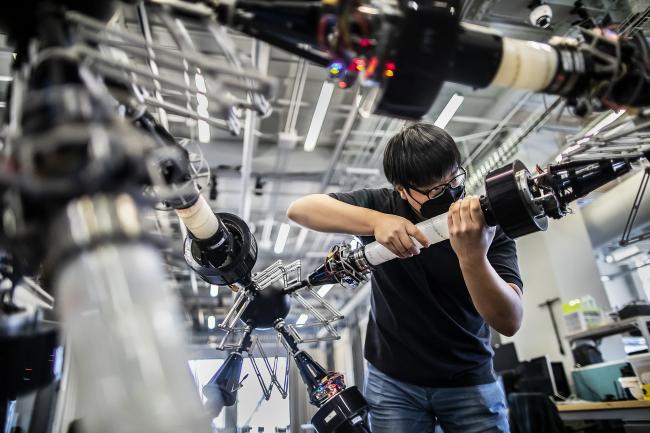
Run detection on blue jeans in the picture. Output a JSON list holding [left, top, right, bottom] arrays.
[[363, 363, 509, 433]]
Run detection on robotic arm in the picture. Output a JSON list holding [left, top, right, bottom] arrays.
[[175, 196, 372, 432], [304, 153, 650, 287], [207, 0, 650, 119]]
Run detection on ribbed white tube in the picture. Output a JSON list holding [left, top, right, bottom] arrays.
[[490, 38, 558, 91], [363, 213, 450, 266], [175, 195, 219, 240]]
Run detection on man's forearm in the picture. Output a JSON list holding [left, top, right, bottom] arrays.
[[287, 194, 380, 235], [458, 256, 523, 337]]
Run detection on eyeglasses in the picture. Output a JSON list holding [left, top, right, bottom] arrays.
[[408, 167, 467, 200]]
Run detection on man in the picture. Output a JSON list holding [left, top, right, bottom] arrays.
[[287, 123, 523, 433]]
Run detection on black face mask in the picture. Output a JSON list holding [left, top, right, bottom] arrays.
[[419, 185, 465, 219]]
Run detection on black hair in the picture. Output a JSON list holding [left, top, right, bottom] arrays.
[[383, 123, 461, 188]]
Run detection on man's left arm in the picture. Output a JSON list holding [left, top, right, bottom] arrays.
[[448, 196, 523, 337]]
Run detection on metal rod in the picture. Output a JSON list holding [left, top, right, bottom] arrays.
[[256, 339, 287, 398], [293, 293, 338, 336], [66, 11, 274, 93], [306, 287, 344, 319], [220, 291, 246, 328], [248, 352, 273, 400]]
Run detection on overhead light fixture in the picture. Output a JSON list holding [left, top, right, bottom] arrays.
[[345, 167, 381, 175], [608, 245, 641, 263], [305, 251, 331, 258], [195, 71, 211, 143], [296, 314, 309, 325], [260, 218, 274, 249], [562, 143, 582, 155], [274, 223, 291, 254], [210, 285, 219, 297], [317, 284, 334, 297], [198, 120, 210, 143], [585, 109, 625, 137], [194, 71, 207, 92], [304, 81, 335, 152], [207, 315, 216, 330], [434, 93, 464, 129], [295, 227, 309, 251]]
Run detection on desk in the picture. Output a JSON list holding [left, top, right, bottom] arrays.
[[557, 400, 650, 422]]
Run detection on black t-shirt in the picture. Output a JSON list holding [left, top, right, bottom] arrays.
[[329, 188, 523, 387]]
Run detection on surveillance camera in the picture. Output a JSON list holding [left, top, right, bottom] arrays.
[[529, 3, 553, 28]]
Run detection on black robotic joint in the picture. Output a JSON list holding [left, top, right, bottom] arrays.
[[373, 0, 461, 119], [184, 212, 258, 286], [311, 386, 370, 433], [240, 283, 291, 329], [481, 159, 548, 239]]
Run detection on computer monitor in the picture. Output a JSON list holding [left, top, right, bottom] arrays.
[[551, 362, 571, 399], [518, 356, 555, 395], [493, 343, 519, 373], [517, 356, 568, 400]]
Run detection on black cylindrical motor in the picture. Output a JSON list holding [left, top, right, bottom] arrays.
[[480, 160, 549, 239], [311, 387, 371, 433], [184, 213, 258, 288]]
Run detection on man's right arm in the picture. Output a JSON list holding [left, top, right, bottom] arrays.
[[287, 194, 429, 258]]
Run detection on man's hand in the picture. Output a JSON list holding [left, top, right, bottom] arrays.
[[372, 213, 430, 258], [448, 196, 496, 263]]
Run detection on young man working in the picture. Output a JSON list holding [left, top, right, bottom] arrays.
[[287, 123, 523, 433]]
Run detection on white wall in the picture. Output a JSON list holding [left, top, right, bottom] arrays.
[[502, 207, 626, 377]]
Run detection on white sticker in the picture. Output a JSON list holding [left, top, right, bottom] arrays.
[[324, 411, 337, 423], [351, 416, 362, 424]]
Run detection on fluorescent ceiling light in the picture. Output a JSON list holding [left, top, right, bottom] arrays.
[[198, 120, 210, 143], [562, 144, 582, 155], [194, 72, 207, 93], [195, 71, 210, 143], [210, 285, 219, 297], [296, 314, 309, 325], [304, 81, 335, 152], [305, 251, 331, 258], [196, 93, 209, 108], [345, 167, 380, 175], [434, 93, 464, 129], [259, 218, 274, 249], [585, 110, 625, 137], [317, 284, 334, 297], [207, 315, 216, 330], [610, 245, 640, 263], [274, 223, 291, 254], [295, 227, 309, 251]]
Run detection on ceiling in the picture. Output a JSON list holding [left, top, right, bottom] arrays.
[[0, 0, 646, 350]]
